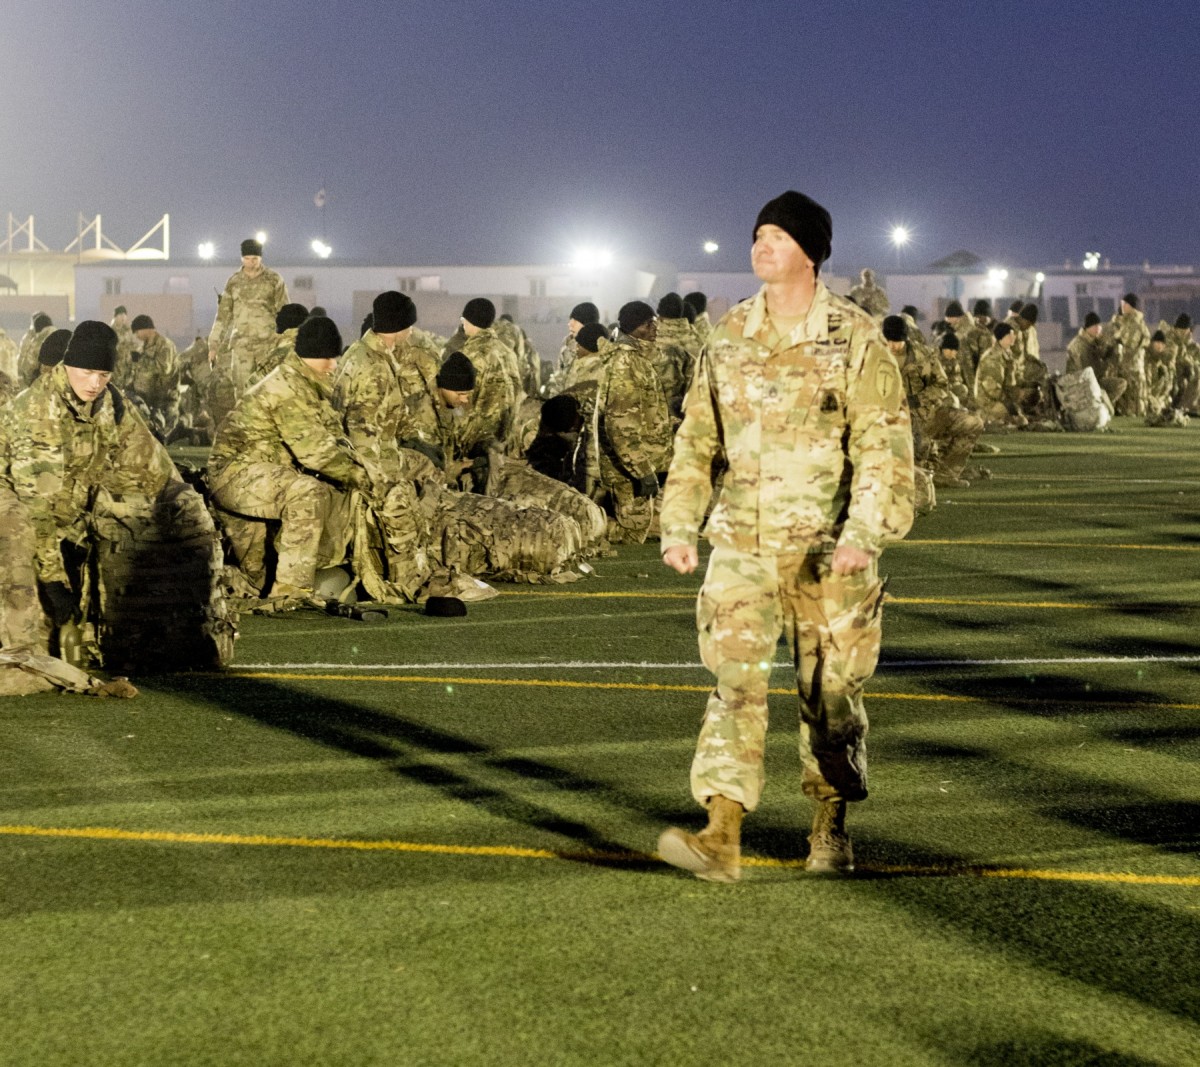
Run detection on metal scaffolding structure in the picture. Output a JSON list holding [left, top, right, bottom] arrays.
[[1, 213, 170, 260]]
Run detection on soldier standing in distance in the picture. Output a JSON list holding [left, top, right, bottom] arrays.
[[207, 237, 289, 398], [657, 191, 914, 881]]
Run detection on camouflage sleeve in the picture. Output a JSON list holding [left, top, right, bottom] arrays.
[[273, 394, 363, 485], [660, 349, 721, 551], [273, 274, 289, 314], [336, 360, 390, 457], [395, 361, 441, 447], [102, 400, 180, 497], [461, 373, 514, 453], [208, 285, 234, 350], [840, 334, 915, 553], [601, 351, 656, 480]]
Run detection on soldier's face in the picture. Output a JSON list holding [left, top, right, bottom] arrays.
[[438, 387, 472, 409], [1086, 325, 1102, 338], [135, 329, 154, 342], [568, 318, 583, 337], [1000, 334, 1016, 349], [242, 255, 263, 273], [303, 357, 337, 377], [632, 318, 658, 342], [752, 224, 811, 285], [65, 365, 112, 403]]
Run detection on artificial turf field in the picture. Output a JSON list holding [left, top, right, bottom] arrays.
[[2, 421, 1199, 1067]]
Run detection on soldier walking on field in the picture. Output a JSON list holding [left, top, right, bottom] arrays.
[[657, 191, 914, 881], [208, 238, 289, 398]]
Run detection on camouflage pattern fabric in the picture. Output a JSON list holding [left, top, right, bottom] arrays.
[[957, 319, 994, 388], [485, 451, 607, 550], [595, 335, 673, 543], [0, 329, 19, 381], [208, 266, 289, 395], [661, 283, 913, 557], [17, 324, 56, 388], [1067, 328, 1127, 409], [89, 482, 236, 672], [546, 332, 579, 396], [494, 317, 542, 397], [0, 370, 16, 407], [129, 332, 180, 436], [901, 341, 983, 479], [248, 327, 299, 387], [691, 311, 714, 347], [459, 329, 520, 446], [0, 481, 48, 653], [1, 364, 177, 585], [650, 329, 695, 414], [112, 319, 136, 391], [394, 335, 443, 451], [690, 546, 884, 811], [561, 340, 608, 492], [973, 344, 1023, 425], [1103, 309, 1150, 416], [848, 279, 889, 317]]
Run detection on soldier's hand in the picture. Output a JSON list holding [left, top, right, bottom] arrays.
[[41, 581, 80, 627], [831, 545, 874, 575], [662, 544, 699, 575]]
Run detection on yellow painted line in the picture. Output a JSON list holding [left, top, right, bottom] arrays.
[[222, 672, 1200, 711], [904, 539, 1200, 553], [1, 824, 1196, 888]]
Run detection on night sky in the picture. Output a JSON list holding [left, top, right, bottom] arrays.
[[5, 0, 1198, 272]]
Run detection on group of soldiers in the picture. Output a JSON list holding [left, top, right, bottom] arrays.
[[843, 269, 1200, 493], [0, 233, 725, 693]]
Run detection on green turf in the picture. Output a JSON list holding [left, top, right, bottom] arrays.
[[2, 418, 1199, 1066]]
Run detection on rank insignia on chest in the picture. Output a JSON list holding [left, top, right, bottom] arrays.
[[819, 391, 840, 413]]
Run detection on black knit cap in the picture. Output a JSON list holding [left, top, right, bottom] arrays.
[[1084, 312, 1102, 328], [1176, 314, 1193, 330], [945, 300, 965, 318], [881, 315, 908, 342], [972, 299, 992, 317], [39, 329, 72, 367], [425, 596, 467, 617], [683, 291, 707, 314], [32, 312, 52, 332], [1151, 329, 1167, 344], [64, 321, 118, 372], [618, 301, 655, 335], [373, 291, 417, 333], [437, 351, 476, 391], [540, 394, 582, 434], [1123, 292, 1139, 309], [241, 238, 263, 257], [275, 303, 308, 333], [1019, 303, 1039, 324], [902, 305, 920, 320], [575, 322, 608, 353], [569, 302, 600, 325], [294, 316, 343, 360], [462, 298, 496, 330], [940, 330, 960, 351], [1009, 300, 1024, 314], [753, 190, 832, 272], [130, 314, 155, 332], [112, 305, 127, 317], [310, 306, 328, 317], [994, 322, 1014, 341], [657, 292, 685, 319]]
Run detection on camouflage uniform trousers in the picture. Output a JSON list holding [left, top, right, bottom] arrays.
[[691, 545, 885, 812], [0, 484, 49, 653], [209, 463, 351, 592], [923, 407, 984, 480], [598, 453, 654, 544]]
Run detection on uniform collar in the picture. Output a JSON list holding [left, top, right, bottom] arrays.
[[743, 280, 832, 345]]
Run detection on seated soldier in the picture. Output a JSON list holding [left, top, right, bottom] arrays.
[[207, 316, 376, 607], [0, 321, 231, 672]]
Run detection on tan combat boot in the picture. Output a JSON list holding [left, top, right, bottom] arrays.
[[806, 799, 854, 873], [657, 795, 744, 883]]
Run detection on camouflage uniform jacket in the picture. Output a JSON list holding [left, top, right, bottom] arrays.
[[461, 330, 518, 446], [252, 328, 299, 383], [17, 325, 56, 388], [393, 336, 442, 449], [848, 281, 889, 317], [332, 330, 409, 475], [129, 332, 180, 414], [596, 335, 673, 482], [691, 311, 713, 346], [207, 351, 367, 492], [208, 266, 289, 355], [0, 364, 177, 584], [0, 329, 19, 381], [973, 344, 1014, 405], [112, 320, 136, 390], [547, 332, 579, 395], [958, 319, 994, 385], [661, 283, 914, 556], [494, 318, 541, 396], [1065, 330, 1105, 375], [1105, 309, 1150, 364], [900, 341, 958, 424]]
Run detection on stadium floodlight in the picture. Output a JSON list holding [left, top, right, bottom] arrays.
[[703, 240, 719, 254], [1035, 272, 1046, 283], [988, 267, 1009, 283], [255, 230, 268, 245], [572, 247, 614, 270], [311, 239, 332, 259], [1082, 252, 1101, 271], [198, 241, 215, 260], [890, 225, 910, 248]]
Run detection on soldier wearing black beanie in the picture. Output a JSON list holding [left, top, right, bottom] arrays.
[[752, 190, 832, 274], [38, 329, 73, 368], [461, 298, 496, 331]]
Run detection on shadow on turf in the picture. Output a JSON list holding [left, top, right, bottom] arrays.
[[847, 833, 1200, 1027], [931, 1030, 1161, 1066], [154, 673, 665, 873]]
